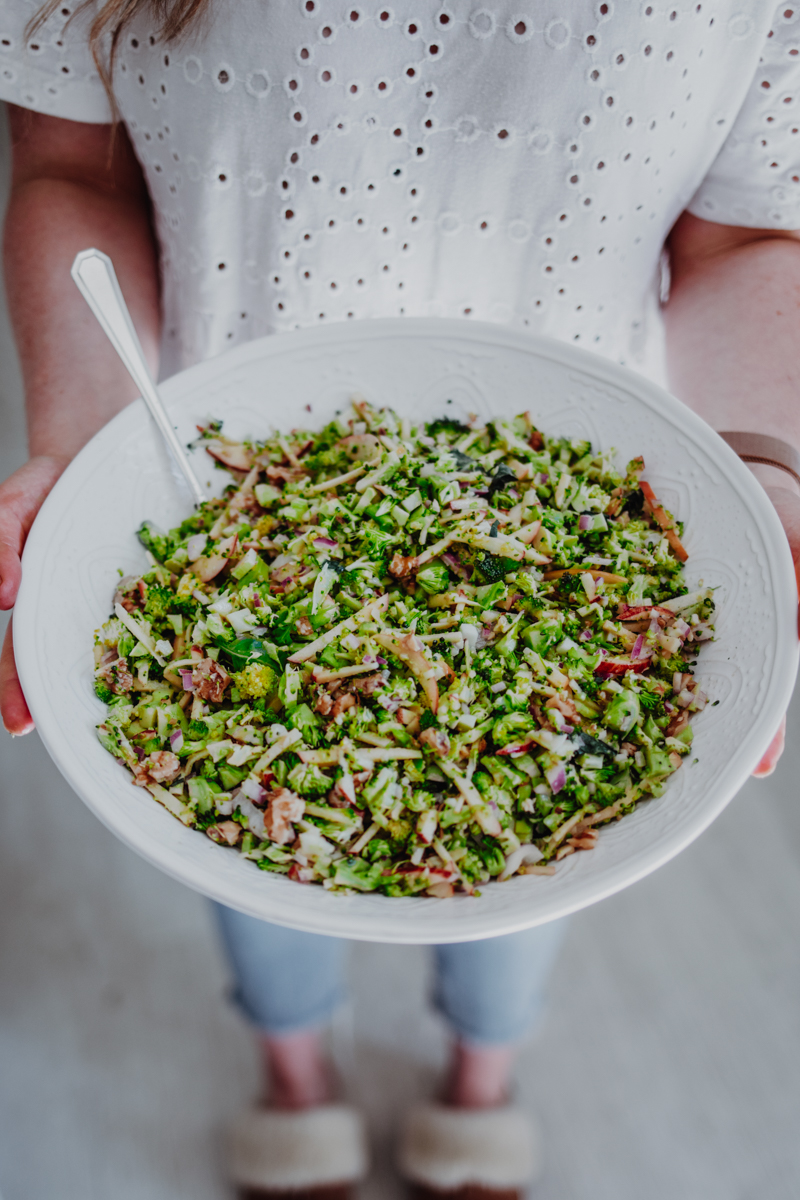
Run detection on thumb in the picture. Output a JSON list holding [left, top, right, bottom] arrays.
[[0, 455, 69, 610], [0, 621, 34, 736]]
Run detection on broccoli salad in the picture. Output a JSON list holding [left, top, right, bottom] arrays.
[[93, 399, 713, 898]]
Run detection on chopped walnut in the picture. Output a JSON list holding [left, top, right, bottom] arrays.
[[264, 788, 305, 846], [207, 821, 242, 846], [350, 671, 388, 696], [266, 463, 306, 484], [133, 750, 181, 787], [192, 658, 231, 703], [388, 552, 418, 578], [113, 576, 141, 611], [102, 657, 134, 694], [419, 727, 451, 756], [331, 693, 357, 720], [549, 693, 580, 724]]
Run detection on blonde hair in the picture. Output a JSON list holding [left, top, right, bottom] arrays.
[[29, 1, 208, 111]]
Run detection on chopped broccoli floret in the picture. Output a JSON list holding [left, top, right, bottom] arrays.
[[137, 521, 175, 562], [144, 584, 175, 621], [417, 560, 450, 595], [286, 762, 332, 797], [476, 552, 515, 583], [234, 661, 277, 700], [426, 416, 469, 438]]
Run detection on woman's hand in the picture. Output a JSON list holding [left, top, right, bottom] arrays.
[[0, 107, 161, 736], [664, 212, 800, 779], [0, 455, 69, 733], [752, 482, 800, 777]]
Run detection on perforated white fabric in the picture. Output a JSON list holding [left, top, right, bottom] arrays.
[[0, 1, 798, 381]]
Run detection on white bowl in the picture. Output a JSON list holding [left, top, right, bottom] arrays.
[[15, 320, 798, 943]]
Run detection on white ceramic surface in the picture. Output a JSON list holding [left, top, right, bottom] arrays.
[[14, 320, 798, 943]]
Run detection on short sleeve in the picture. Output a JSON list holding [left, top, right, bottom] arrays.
[[0, 1, 112, 123], [689, 3, 800, 230]]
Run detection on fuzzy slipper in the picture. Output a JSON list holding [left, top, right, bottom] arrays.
[[228, 1103, 368, 1199], [397, 1102, 541, 1200]]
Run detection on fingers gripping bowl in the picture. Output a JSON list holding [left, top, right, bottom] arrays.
[[14, 322, 798, 942]]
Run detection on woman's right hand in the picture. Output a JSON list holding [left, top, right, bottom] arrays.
[[0, 455, 69, 734], [0, 108, 161, 735]]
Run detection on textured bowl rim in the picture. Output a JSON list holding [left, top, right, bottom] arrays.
[[14, 319, 799, 942]]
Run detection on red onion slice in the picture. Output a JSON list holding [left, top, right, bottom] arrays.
[[241, 777, 266, 803], [545, 764, 566, 794], [442, 551, 470, 579]]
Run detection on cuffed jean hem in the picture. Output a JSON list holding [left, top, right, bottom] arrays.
[[227, 983, 345, 1038], [430, 919, 568, 1045], [213, 902, 568, 1045], [225, 978, 347, 1038], [212, 902, 347, 1037]]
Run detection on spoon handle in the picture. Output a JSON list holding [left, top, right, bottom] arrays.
[[71, 248, 206, 508]]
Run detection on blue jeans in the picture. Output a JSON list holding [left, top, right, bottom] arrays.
[[214, 904, 567, 1046]]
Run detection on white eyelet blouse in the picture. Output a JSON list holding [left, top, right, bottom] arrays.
[[0, 1, 798, 382]]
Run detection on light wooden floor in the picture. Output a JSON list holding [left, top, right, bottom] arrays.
[[2, 105, 800, 1200]]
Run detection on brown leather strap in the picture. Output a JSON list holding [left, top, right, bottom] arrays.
[[718, 431, 800, 489]]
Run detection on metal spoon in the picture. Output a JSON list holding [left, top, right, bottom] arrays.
[[71, 248, 206, 507]]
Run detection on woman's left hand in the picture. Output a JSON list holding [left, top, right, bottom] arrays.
[[752, 483, 800, 777], [663, 213, 800, 779]]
